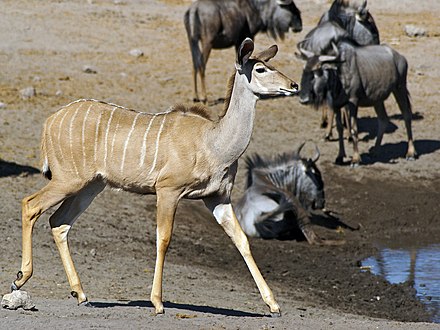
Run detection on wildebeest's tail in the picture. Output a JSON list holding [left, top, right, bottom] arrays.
[[184, 6, 204, 72]]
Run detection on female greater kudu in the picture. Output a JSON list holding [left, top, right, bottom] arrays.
[[11, 38, 298, 316]]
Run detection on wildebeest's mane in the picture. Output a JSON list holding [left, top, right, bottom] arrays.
[[244, 151, 302, 189]]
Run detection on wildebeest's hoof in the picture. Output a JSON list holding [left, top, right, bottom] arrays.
[[350, 162, 360, 168], [335, 156, 344, 165]]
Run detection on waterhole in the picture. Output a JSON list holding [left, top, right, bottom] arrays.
[[361, 243, 440, 323]]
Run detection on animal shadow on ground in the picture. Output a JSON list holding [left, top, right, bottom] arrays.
[[357, 111, 424, 142], [310, 211, 360, 232], [0, 159, 39, 178], [90, 300, 264, 317], [361, 139, 440, 165]]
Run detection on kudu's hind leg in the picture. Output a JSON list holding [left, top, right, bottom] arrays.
[[13, 183, 71, 291], [49, 181, 105, 305], [204, 198, 281, 316], [151, 189, 180, 314]]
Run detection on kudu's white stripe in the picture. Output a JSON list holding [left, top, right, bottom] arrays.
[[139, 114, 157, 167], [104, 107, 117, 169], [57, 107, 73, 163], [46, 109, 63, 163], [147, 114, 167, 176], [110, 116, 121, 161], [94, 111, 103, 163], [82, 104, 93, 170], [69, 105, 81, 176], [120, 112, 142, 175]]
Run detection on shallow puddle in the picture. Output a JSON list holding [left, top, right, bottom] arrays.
[[361, 243, 440, 323]]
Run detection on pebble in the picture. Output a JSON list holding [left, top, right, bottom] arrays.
[[129, 49, 144, 58], [82, 65, 98, 74], [20, 86, 36, 99], [404, 25, 427, 37], [1, 290, 36, 310]]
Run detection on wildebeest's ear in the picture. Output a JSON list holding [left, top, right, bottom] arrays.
[[254, 44, 278, 62], [236, 38, 254, 70]]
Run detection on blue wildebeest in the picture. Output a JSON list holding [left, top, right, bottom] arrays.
[[297, 0, 379, 139], [298, 41, 417, 166], [234, 143, 343, 245], [184, 0, 302, 103]]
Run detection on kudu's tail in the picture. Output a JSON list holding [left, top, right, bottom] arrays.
[[40, 122, 52, 180]]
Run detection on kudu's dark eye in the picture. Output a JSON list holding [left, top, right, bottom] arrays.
[[256, 67, 266, 73]]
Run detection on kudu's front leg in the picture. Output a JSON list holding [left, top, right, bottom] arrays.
[[204, 198, 281, 316], [151, 189, 180, 314]]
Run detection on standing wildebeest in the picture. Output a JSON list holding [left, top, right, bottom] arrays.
[[297, 0, 379, 139], [298, 41, 417, 166], [235, 143, 342, 245], [184, 0, 302, 103], [11, 38, 299, 316]]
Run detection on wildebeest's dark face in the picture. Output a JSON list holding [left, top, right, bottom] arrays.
[[299, 56, 328, 107], [274, 2, 303, 34], [297, 158, 325, 210]]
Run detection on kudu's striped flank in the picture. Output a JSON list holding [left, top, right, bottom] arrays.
[[13, 38, 298, 316]]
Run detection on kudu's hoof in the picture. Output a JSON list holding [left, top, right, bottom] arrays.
[[78, 300, 94, 308], [270, 310, 281, 318]]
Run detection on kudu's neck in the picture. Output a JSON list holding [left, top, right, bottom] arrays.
[[210, 72, 258, 165]]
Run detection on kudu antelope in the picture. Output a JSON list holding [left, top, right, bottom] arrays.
[[12, 38, 298, 316]]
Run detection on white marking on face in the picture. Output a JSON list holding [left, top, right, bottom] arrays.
[[104, 107, 117, 168], [139, 114, 157, 167], [82, 104, 93, 170], [121, 112, 141, 175], [147, 114, 167, 176]]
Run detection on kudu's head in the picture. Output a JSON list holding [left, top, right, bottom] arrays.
[[236, 38, 298, 97]]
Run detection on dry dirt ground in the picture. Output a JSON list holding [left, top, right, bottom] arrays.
[[1, 0, 440, 329]]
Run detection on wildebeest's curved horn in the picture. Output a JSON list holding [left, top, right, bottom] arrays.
[[310, 144, 320, 163], [295, 141, 306, 156], [298, 47, 314, 59], [276, 0, 293, 5], [318, 42, 339, 62]]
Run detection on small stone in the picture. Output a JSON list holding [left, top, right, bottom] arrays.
[[405, 25, 427, 37], [129, 49, 144, 58], [1, 290, 36, 310], [20, 87, 36, 100], [0, 102, 6, 109], [82, 65, 97, 74]]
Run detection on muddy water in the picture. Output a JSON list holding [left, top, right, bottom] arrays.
[[362, 243, 440, 323]]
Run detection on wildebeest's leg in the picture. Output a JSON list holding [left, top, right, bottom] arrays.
[[347, 103, 361, 166], [13, 182, 82, 291], [199, 43, 212, 104], [393, 87, 417, 159], [204, 196, 281, 316], [49, 181, 105, 305], [323, 105, 334, 140], [151, 188, 180, 314], [372, 102, 389, 157], [334, 108, 346, 165]]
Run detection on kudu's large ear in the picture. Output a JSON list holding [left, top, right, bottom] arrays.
[[236, 38, 254, 71], [254, 45, 278, 62]]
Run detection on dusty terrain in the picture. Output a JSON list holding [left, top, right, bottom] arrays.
[[1, 0, 440, 328]]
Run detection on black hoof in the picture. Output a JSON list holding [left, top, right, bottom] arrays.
[[11, 282, 18, 291], [79, 301, 94, 308]]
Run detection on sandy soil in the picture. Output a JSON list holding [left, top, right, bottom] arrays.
[[1, 0, 440, 328]]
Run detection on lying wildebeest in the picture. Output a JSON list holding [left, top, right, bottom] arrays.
[[235, 143, 343, 245], [297, 0, 379, 139], [298, 41, 417, 166], [184, 0, 302, 103]]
